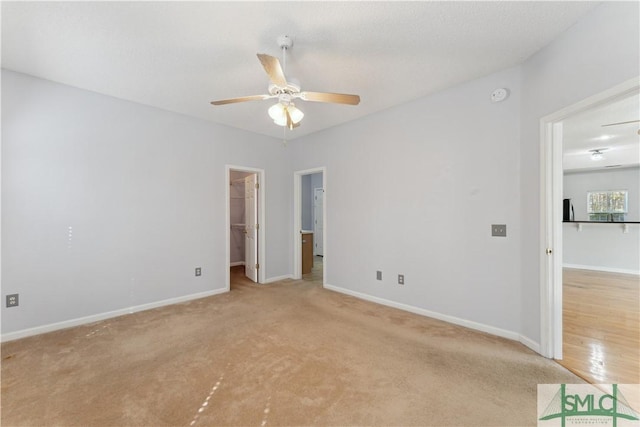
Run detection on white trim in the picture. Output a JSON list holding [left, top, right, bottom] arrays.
[[539, 76, 640, 360], [1, 288, 227, 342], [519, 335, 541, 354], [230, 261, 245, 267], [262, 274, 293, 284], [324, 284, 520, 341], [293, 167, 327, 284], [226, 165, 266, 290], [564, 264, 640, 276]]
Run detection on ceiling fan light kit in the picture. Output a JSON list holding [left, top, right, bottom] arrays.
[[210, 35, 360, 130], [589, 148, 608, 161]]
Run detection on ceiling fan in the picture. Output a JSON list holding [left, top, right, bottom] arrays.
[[601, 119, 640, 135], [210, 35, 360, 130], [601, 119, 640, 127]]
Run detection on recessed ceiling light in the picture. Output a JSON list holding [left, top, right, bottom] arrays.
[[598, 135, 613, 140]]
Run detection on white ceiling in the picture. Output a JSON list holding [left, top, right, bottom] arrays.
[[563, 92, 640, 172], [2, 1, 599, 140]]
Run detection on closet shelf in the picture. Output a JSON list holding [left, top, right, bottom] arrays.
[[231, 223, 246, 229]]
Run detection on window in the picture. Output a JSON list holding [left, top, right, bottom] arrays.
[[587, 190, 628, 221]]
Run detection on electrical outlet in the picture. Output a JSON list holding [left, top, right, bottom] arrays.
[[398, 275, 404, 285], [6, 294, 19, 308], [491, 224, 507, 237], [195, 267, 202, 277], [376, 270, 382, 281]]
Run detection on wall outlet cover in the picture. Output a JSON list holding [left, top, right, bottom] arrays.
[[492, 224, 507, 237], [195, 267, 202, 277], [6, 294, 19, 307], [376, 270, 382, 280]]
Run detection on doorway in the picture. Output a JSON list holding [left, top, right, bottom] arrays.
[[539, 77, 639, 363], [293, 167, 326, 284], [226, 165, 266, 290]]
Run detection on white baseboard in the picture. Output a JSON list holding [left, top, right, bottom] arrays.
[[323, 284, 520, 342], [564, 263, 640, 276], [262, 274, 293, 284], [518, 335, 541, 354], [230, 261, 245, 267], [1, 288, 228, 342]]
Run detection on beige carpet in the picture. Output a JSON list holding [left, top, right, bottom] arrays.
[[2, 272, 582, 426]]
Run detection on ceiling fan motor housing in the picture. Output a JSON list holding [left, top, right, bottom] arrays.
[[277, 35, 294, 50]]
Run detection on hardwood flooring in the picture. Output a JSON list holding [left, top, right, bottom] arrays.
[[558, 268, 640, 385], [302, 255, 323, 284]]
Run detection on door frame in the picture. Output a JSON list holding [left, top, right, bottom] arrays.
[[226, 165, 266, 290], [293, 167, 326, 282], [539, 77, 638, 359]]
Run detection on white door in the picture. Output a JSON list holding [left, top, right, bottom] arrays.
[[244, 174, 258, 282], [313, 188, 324, 256]]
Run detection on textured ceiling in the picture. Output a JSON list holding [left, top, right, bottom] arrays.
[[2, 1, 599, 140], [563, 92, 640, 171]]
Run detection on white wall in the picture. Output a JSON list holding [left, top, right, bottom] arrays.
[[3, 2, 638, 348], [564, 167, 640, 222], [301, 174, 312, 230], [563, 223, 639, 275], [290, 66, 523, 338], [519, 2, 640, 343], [562, 168, 640, 274], [1, 70, 291, 337], [301, 172, 322, 231]]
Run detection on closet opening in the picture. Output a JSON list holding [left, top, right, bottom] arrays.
[[226, 166, 265, 290]]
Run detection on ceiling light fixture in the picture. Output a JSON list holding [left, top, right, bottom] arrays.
[[589, 148, 607, 161], [268, 101, 304, 128]]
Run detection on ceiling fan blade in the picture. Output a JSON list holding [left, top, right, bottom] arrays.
[[257, 54, 287, 88], [286, 108, 293, 130], [210, 94, 272, 106], [299, 91, 360, 105], [601, 119, 640, 127]]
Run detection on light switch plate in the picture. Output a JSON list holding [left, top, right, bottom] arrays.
[[376, 271, 382, 280], [492, 224, 507, 237]]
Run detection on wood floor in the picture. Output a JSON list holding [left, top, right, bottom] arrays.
[[558, 268, 640, 385], [230, 256, 323, 289]]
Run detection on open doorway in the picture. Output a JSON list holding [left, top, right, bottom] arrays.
[[540, 78, 639, 384], [226, 165, 265, 290], [294, 167, 326, 285]]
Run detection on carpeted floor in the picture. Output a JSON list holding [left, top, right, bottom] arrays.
[[1, 270, 582, 426]]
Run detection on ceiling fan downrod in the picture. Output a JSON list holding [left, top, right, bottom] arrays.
[[277, 35, 293, 74]]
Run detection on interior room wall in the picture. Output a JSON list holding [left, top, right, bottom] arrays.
[[563, 167, 639, 222], [301, 174, 312, 230], [1, 70, 291, 338], [301, 172, 322, 231], [290, 65, 523, 339], [563, 167, 640, 274], [519, 1, 640, 345]]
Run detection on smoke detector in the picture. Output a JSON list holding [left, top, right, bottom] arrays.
[[491, 88, 510, 103]]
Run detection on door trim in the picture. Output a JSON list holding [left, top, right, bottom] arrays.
[[226, 165, 266, 290], [293, 167, 326, 282], [539, 77, 639, 359]]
